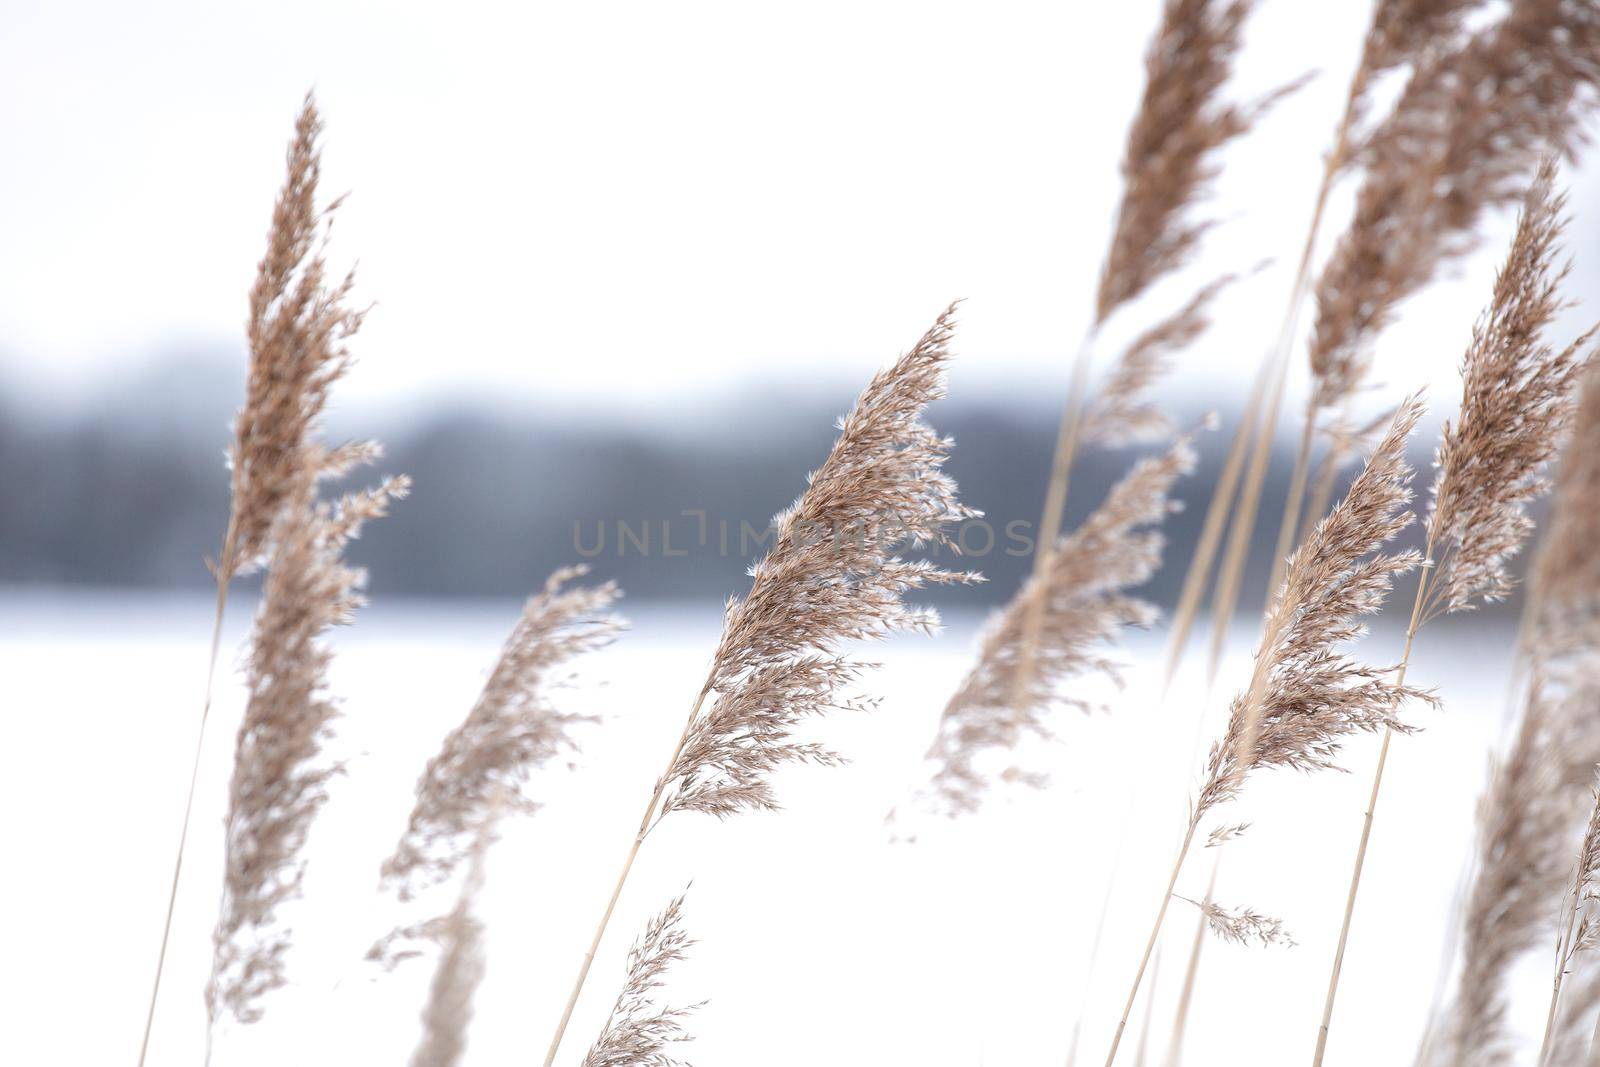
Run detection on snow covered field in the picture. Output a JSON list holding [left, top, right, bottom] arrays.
[[1, 587, 1530, 1065]]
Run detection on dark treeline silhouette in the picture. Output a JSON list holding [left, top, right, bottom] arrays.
[[0, 358, 1488, 613]]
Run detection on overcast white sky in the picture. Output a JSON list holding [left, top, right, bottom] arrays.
[[1, 0, 1593, 421]]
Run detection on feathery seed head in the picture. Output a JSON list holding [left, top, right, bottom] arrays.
[[382, 567, 623, 901], [209, 454, 406, 1025], [1095, 0, 1297, 322], [659, 304, 980, 820], [1083, 275, 1241, 447], [1309, 3, 1600, 415], [583, 894, 699, 1067], [1191, 898, 1296, 948], [227, 93, 367, 575], [910, 433, 1198, 818], [1196, 395, 1433, 817], [1427, 160, 1597, 616]]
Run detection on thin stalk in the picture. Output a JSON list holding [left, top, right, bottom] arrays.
[[1163, 339, 1271, 688], [1200, 69, 1359, 687], [1134, 949, 1162, 1067], [1311, 544, 1435, 1067], [1538, 837, 1592, 1065], [1011, 330, 1097, 713], [1163, 854, 1221, 1067], [1104, 45, 1367, 1066], [138, 527, 237, 1067], [1204, 334, 1293, 685], [1105, 820, 1198, 1067], [1541, 982, 1565, 1067], [1111, 401, 1312, 1067], [542, 682, 713, 1067]]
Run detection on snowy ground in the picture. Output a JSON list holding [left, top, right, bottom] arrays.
[[1, 586, 1534, 1066]]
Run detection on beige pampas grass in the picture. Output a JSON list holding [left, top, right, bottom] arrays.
[[1426, 161, 1596, 617], [1196, 396, 1431, 816], [1082, 280, 1237, 448], [1429, 373, 1600, 1065], [382, 566, 622, 901], [1166, 0, 1466, 689], [1309, 4, 1600, 419], [208, 456, 407, 1028], [652, 305, 980, 821], [582, 894, 699, 1067], [1195, 0, 1597, 695], [227, 94, 366, 577], [1348, 0, 1484, 110], [909, 433, 1198, 819], [1314, 162, 1595, 1065], [1094, 0, 1277, 323], [542, 304, 978, 1065], [1431, 673, 1600, 1067], [139, 93, 380, 1067], [1027, 0, 1290, 711], [1232, 1, 1600, 683], [1105, 397, 1430, 1066]]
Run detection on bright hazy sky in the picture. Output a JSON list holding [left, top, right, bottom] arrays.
[[1, 0, 1594, 419]]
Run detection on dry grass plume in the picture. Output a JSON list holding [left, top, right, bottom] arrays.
[[582, 894, 699, 1067], [382, 566, 622, 901], [208, 456, 408, 1027], [543, 304, 979, 1066], [909, 432, 1199, 820]]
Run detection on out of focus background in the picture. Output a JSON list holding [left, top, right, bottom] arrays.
[[5, 0, 1598, 608], [2, 1, 1593, 1065]]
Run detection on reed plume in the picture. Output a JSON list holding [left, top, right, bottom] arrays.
[[1454, 372, 1600, 1063], [1314, 161, 1595, 1065], [1025, 0, 1289, 715], [1166, 0, 1472, 690], [1105, 397, 1430, 1066], [1350, 0, 1485, 110], [1083, 280, 1236, 448], [582, 894, 699, 1067], [1427, 165, 1596, 617], [1196, 396, 1430, 815], [382, 566, 622, 901], [1309, 0, 1600, 419], [1095, 0, 1273, 323], [1227, 0, 1600, 696], [137, 93, 366, 1067], [1526, 377, 1600, 1064], [1430, 674, 1600, 1067], [1193, 0, 1595, 693], [228, 95, 367, 576], [208, 455, 407, 1028], [909, 433, 1198, 820], [543, 304, 978, 1065], [408, 825, 493, 1067], [1181, 898, 1295, 948]]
